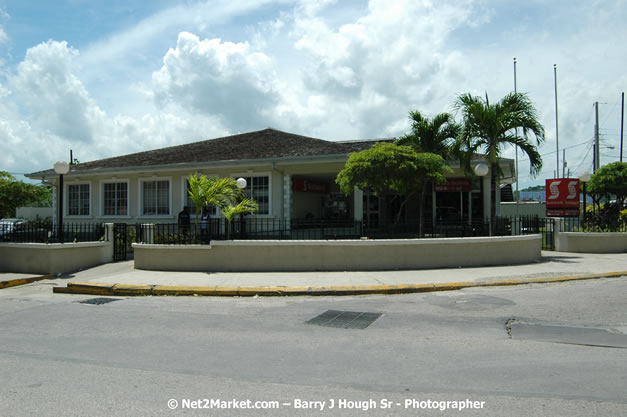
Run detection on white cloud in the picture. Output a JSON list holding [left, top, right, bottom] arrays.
[[2, 0, 627, 188], [152, 32, 280, 130]]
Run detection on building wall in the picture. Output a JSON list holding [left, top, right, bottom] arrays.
[[15, 207, 53, 220], [50, 158, 502, 226]]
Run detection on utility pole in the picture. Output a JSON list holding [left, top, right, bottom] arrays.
[[621, 92, 624, 162], [562, 149, 567, 177], [554, 64, 559, 178], [594, 101, 600, 171]]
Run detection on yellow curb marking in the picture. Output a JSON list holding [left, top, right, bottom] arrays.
[[54, 271, 627, 297], [1, 275, 50, 289]]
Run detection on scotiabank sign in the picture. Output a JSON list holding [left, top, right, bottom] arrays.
[[433, 178, 472, 192], [545, 179, 580, 217]]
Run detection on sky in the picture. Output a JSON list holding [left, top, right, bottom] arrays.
[[1, 0, 625, 188]]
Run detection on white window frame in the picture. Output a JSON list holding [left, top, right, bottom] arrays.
[[138, 177, 173, 219], [100, 179, 131, 218], [231, 172, 272, 217], [65, 181, 92, 218]]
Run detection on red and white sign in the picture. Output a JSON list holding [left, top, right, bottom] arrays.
[[545, 178, 580, 217], [433, 178, 472, 193], [292, 178, 330, 194]]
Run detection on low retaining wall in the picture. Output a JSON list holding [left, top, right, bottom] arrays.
[[555, 232, 627, 253], [133, 235, 542, 272], [0, 224, 114, 275]]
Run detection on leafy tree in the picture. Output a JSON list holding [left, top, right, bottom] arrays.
[[0, 172, 51, 218], [397, 111, 461, 159], [336, 143, 451, 235], [585, 162, 627, 231], [588, 161, 626, 209], [454, 92, 545, 234]]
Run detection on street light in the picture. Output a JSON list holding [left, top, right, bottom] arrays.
[[579, 171, 592, 226], [473, 163, 489, 177], [54, 161, 70, 243], [235, 178, 247, 238]]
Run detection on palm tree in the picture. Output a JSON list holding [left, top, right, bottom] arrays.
[[187, 174, 257, 239], [397, 111, 460, 236], [454, 92, 545, 234], [397, 111, 461, 158]]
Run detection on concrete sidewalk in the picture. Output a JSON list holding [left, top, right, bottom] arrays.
[[44, 251, 627, 296]]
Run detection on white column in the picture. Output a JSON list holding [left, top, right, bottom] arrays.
[[52, 179, 58, 227], [353, 188, 363, 221], [283, 174, 292, 223]]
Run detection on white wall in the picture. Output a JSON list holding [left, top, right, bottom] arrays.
[[15, 207, 53, 220], [134, 235, 541, 272]]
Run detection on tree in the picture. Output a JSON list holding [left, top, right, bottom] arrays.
[[454, 92, 545, 233], [336, 143, 451, 235], [397, 111, 461, 235], [187, 174, 258, 239], [588, 161, 627, 209], [0, 172, 51, 218], [397, 111, 460, 159]]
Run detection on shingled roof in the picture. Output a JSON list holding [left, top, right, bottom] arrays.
[[29, 128, 391, 177]]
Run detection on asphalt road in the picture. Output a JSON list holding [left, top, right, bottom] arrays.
[[1, 277, 626, 416]]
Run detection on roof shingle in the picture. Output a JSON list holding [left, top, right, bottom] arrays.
[[29, 128, 390, 177]]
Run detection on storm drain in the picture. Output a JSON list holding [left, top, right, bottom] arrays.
[[77, 298, 122, 305], [306, 310, 382, 329]]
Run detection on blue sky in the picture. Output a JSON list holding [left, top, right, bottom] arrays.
[[1, 0, 625, 188]]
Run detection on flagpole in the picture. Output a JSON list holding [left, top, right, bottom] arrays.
[[554, 64, 560, 178], [514, 57, 519, 218]]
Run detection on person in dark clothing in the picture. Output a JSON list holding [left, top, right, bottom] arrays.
[[178, 206, 191, 236]]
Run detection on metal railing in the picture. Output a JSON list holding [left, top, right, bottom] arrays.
[[0, 222, 106, 243]]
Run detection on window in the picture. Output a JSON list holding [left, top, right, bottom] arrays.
[[142, 180, 170, 216], [103, 182, 128, 216], [68, 184, 90, 216], [240, 176, 269, 215]]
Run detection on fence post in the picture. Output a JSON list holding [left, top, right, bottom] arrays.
[[553, 217, 563, 251], [142, 224, 155, 244]]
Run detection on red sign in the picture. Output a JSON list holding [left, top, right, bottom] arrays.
[[434, 178, 472, 193], [292, 178, 330, 194], [546, 179, 580, 217]]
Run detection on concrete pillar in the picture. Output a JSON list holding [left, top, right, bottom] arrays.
[[52, 179, 58, 227], [353, 188, 363, 221], [142, 224, 155, 244], [283, 174, 292, 224]]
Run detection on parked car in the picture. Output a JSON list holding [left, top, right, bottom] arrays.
[[0, 219, 49, 242], [0, 219, 26, 239]]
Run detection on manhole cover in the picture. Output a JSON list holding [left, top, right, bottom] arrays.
[[77, 298, 121, 305], [306, 310, 382, 329]]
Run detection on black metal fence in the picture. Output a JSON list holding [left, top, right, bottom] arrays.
[[139, 215, 557, 245], [0, 222, 106, 243], [147, 219, 364, 244]]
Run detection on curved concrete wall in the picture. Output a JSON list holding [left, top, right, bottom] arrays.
[[0, 241, 112, 275], [133, 235, 542, 272], [555, 232, 627, 253]]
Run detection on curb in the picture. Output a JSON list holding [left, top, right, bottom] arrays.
[[1, 275, 50, 290], [52, 271, 627, 297]]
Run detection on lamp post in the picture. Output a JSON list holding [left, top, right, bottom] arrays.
[[54, 161, 70, 243], [236, 178, 247, 238], [579, 171, 592, 227], [473, 163, 489, 234]]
